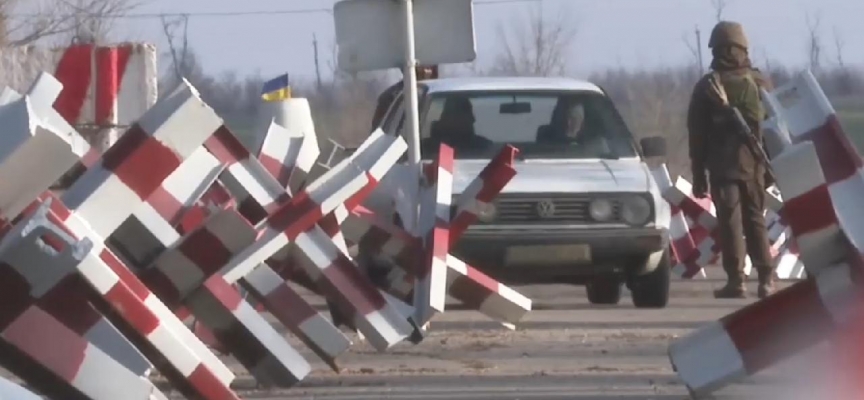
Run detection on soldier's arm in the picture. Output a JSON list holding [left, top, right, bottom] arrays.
[[687, 79, 710, 180]]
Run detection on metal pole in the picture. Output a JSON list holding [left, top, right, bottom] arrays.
[[401, 0, 422, 233], [402, 0, 421, 165], [695, 26, 704, 72]]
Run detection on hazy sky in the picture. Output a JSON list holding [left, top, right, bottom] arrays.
[[112, 0, 863, 82]]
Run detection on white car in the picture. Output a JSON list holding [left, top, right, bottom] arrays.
[[365, 77, 672, 308]]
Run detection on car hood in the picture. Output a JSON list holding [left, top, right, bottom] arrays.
[[451, 158, 651, 194]]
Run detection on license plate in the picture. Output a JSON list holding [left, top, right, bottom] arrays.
[[504, 244, 591, 266]]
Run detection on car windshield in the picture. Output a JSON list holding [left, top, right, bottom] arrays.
[[416, 90, 638, 160]]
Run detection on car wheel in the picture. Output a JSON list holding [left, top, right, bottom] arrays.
[[585, 276, 622, 305], [629, 251, 671, 309]]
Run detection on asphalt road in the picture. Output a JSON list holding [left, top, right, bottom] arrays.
[[5, 278, 842, 399], [186, 278, 828, 400]]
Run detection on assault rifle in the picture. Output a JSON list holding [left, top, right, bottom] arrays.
[[707, 73, 776, 186]]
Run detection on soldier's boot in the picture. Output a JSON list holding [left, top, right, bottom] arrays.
[[757, 272, 776, 299], [714, 276, 747, 299]]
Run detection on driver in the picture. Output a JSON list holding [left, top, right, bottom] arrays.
[[537, 101, 588, 143]]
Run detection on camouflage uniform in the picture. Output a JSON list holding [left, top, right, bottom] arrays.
[[687, 21, 776, 299]]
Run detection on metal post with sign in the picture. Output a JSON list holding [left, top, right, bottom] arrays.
[[334, 0, 476, 226], [400, 0, 422, 167], [333, 0, 476, 327]]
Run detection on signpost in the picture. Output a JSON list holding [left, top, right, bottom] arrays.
[[333, 0, 476, 327], [400, 0, 422, 167], [334, 0, 476, 163], [334, 0, 475, 226]]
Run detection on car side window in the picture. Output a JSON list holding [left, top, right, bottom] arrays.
[[381, 91, 405, 136], [393, 86, 430, 139], [420, 98, 444, 141]]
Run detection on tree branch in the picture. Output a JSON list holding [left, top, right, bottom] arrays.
[[805, 10, 823, 72], [4, 0, 143, 46], [832, 26, 845, 68], [710, 0, 727, 22], [489, 3, 577, 77]]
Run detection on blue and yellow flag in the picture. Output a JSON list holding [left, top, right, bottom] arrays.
[[261, 73, 291, 102]]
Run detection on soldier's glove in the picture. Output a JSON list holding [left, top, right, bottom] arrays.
[[693, 174, 709, 199]]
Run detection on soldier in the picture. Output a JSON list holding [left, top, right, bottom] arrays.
[[687, 21, 776, 299], [370, 65, 439, 131]]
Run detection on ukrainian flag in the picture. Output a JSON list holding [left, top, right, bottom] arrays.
[[261, 73, 291, 102]]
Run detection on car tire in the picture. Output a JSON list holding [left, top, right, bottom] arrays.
[[586, 276, 622, 305], [629, 251, 671, 309]]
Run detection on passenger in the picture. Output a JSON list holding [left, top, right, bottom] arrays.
[[427, 96, 492, 153]]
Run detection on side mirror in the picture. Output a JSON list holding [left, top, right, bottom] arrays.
[[640, 136, 667, 158]]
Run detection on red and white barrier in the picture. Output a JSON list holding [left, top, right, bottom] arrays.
[[1, 43, 158, 151], [669, 70, 864, 398], [670, 259, 862, 397], [0, 74, 90, 220], [0, 68, 536, 397], [0, 205, 167, 400], [766, 72, 862, 278], [412, 145, 454, 326], [212, 127, 415, 352], [650, 166, 703, 278], [659, 178, 723, 278], [341, 146, 532, 328], [656, 172, 803, 280]]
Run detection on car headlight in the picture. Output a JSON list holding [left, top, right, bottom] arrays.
[[589, 198, 614, 222], [620, 195, 652, 226], [475, 201, 498, 223]]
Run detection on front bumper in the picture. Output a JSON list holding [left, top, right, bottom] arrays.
[[452, 225, 668, 278]]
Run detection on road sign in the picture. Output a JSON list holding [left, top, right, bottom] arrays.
[[333, 0, 477, 72]]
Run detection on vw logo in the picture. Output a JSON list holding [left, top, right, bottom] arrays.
[[536, 200, 556, 218]]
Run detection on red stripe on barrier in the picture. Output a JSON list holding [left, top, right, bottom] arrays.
[[796, 115, 862, 184], [2, 306, 89, 383], [39, 277, 102, 336], [722, 279, 833, 373], [53, 44, 94, 124], [94, 47, 116, 125], [147, 185, 186, 224], [0, 264, 35, 329], [781, 185, 836, 237], [206, 127, 251, 166], [101, 125, 182, 199], [259, 154, 293, 188], [319, 257, 388, 316]]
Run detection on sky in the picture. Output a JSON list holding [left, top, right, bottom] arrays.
[[107, 0, 864, 82]]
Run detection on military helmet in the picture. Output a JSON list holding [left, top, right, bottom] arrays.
[[708, 21, 749, 49]]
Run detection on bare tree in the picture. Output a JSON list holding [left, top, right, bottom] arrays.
[[805, 11, 823, 72], [160, 13, 190, 81], [64, 0, 143, 44], [489, 4, 578, 77], [682, 26, 704, 73], [710, 0, 727, 22], [1, 0, 142, 46], [832, 27, 845, 68]]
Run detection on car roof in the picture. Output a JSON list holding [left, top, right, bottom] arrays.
[[418, 76, 605, 95]]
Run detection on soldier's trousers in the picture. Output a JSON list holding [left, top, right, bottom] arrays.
[[710, 179, 774, 283]]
